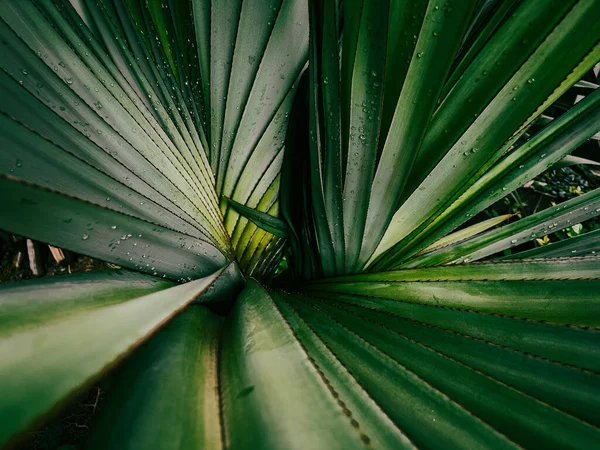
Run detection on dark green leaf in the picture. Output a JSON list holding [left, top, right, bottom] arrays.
[[0, 264, 232, 447], [223, 196, 288, 238]]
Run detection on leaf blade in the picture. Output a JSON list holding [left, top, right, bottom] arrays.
[[0, 265, 230, 447]]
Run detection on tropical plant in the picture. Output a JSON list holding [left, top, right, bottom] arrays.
[[1, 0, 600, 448]]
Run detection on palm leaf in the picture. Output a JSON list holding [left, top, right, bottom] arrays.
[[0, 175, 227, 280], [0, 264, 236, 447], [0, 0, 308, 276], [1, 0, 600, 448], [284, 293, 599, 448], [501, 228, 600, 260], [86, 305, 223, 450]]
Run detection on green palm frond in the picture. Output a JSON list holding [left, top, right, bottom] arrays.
[[1, 0, 600, 448]]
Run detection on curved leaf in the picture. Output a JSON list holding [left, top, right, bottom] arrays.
[[0, 264, 232, 447], [223, 196, 288, 238], [304, 258, 600, 326], [555, 154, 600, 168], [86, 306, 224, 450], [0, 270, 174, 337], [419, 214, 513, 255], [288, 296, 600, 448], [219, 280, 369, 449], [370, 3, 600, 268], [0, 175, 228, 281], [502, 229, 600, 260]]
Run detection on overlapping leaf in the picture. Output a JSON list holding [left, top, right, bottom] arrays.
[[1, 1, 600, 449], [0, 0, 309, 277], [0, 264, 238, 447]]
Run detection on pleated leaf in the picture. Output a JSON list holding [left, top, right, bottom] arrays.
[[0, 263, 236, 447]]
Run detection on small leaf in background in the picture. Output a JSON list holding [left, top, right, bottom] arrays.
[[536, 235, 551, 246], [568, 223, 583, 237], [569, 185, 584, 195]]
